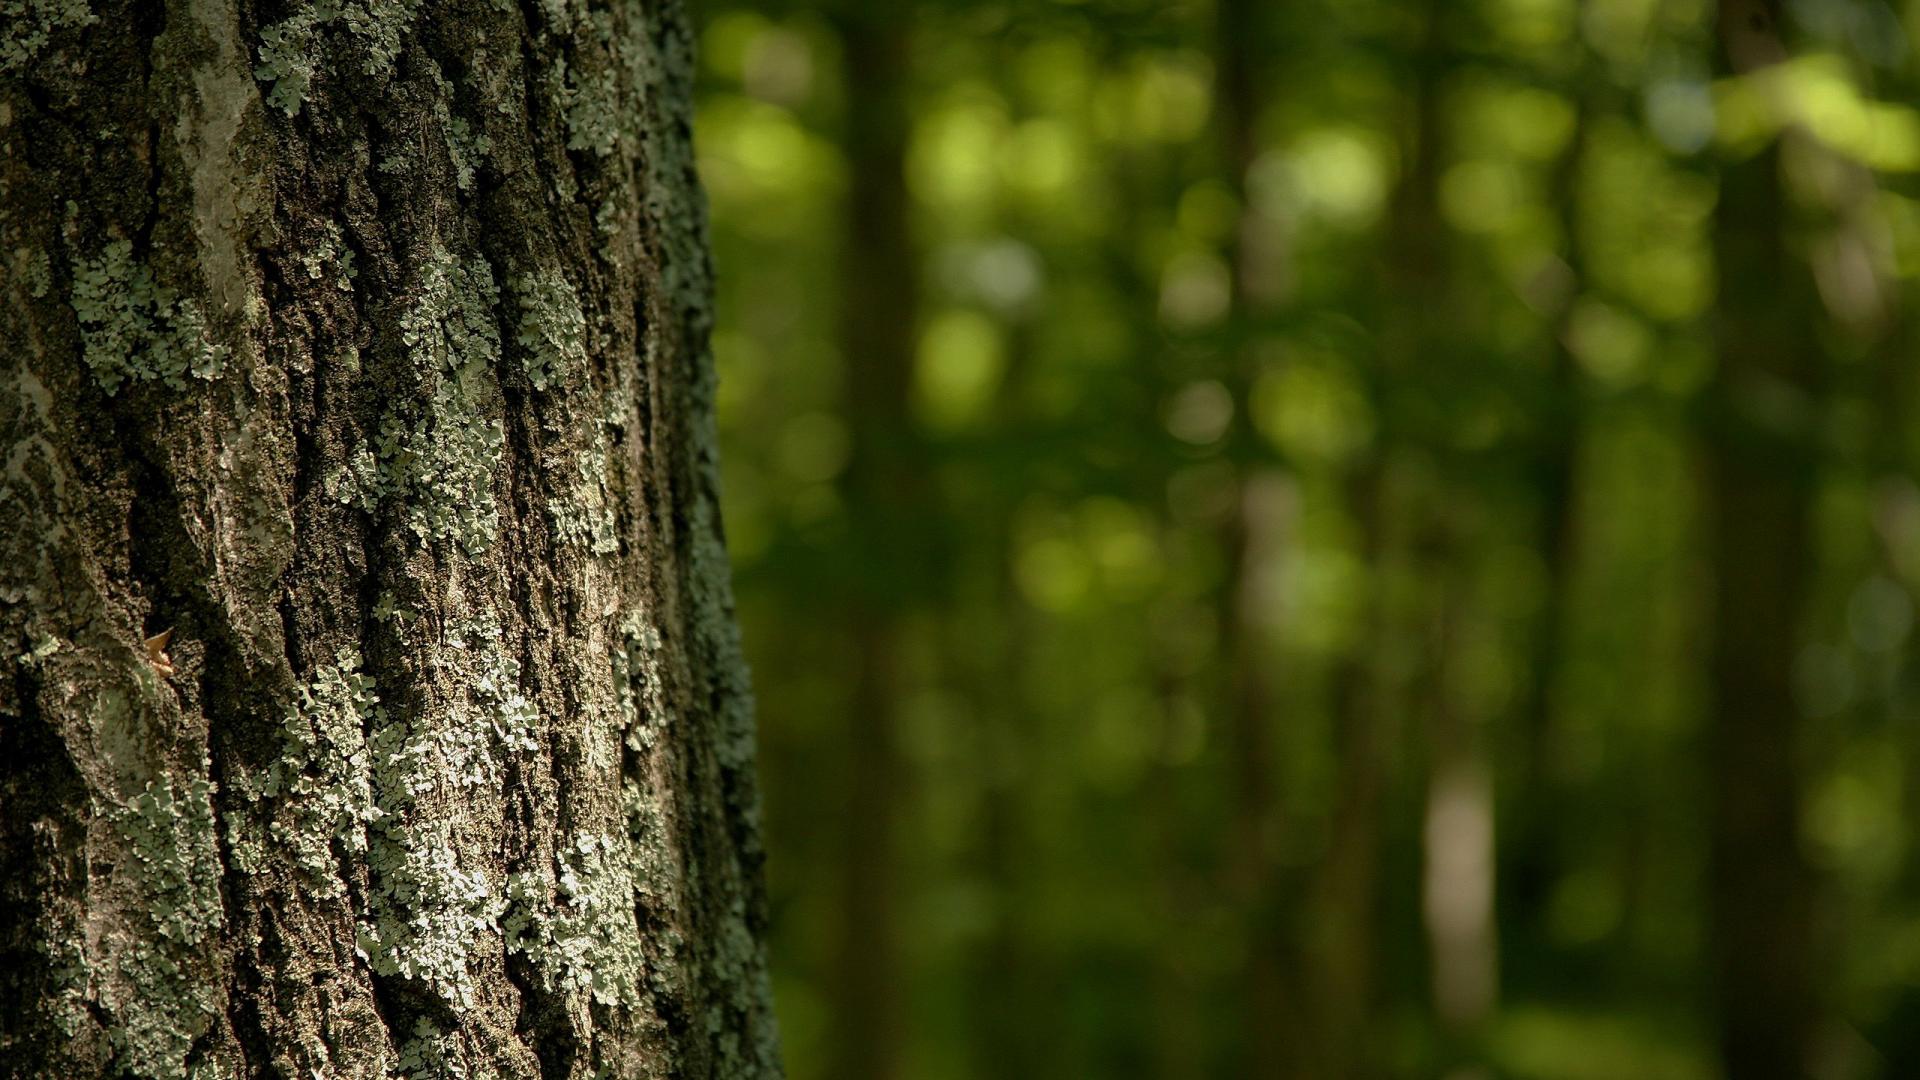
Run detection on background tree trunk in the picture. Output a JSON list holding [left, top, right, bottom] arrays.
[[1704, 2, 1822, 1076], [0, 2, 782, 1077], [825, 6, 916, 1080]]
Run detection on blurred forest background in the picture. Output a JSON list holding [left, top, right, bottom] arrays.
[[691, 0, 1920, 1076]]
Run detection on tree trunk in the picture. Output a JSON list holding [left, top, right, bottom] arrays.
[[824, 8, 917, 1080], [1507, 57, 1590, 937], [1705, 2, 1821, 1077], [1208, 0, 1299, 1072], [1380, 0, 1500, 1059], [0, 3, 781, 1078]]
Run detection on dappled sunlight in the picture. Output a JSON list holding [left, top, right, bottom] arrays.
[[695, 0, 1920, 1076]]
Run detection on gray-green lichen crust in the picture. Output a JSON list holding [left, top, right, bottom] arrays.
[[109, 771, 226, 1079], [515, 271, 587, 392], [375, 247, 507, 555], [0, 0, 781, 1076], [0, 0, 95, 74], [70, 237, 230, 394], [253, 0, 424, 116], [228, 650, 382, 896]]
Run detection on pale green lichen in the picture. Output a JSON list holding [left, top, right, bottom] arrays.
[[25, 248, 52, 299], [513, 271, 585, 392], [612, 614, 665, 752], [356, 820, 502, 1007], [549, 426, 619, 555], [432, 65, 492, 192], [447, 113, 490, 192], [254, 10, 324, 116], [373, 249, 504, 555], [227, 620, 533, 1011], [109, 772, 224, 1080], [704, 895, 777, 1062], [565, 63, 622, 159], [689, 493, 759, 773], [70, 239, 228, 395], [117, 776, 223, 946], [324, 444, 382, 512], [536, 0, 581, 34], [340, 0, 418, 77], [300, 220, 358, 292], [16, 631, 60, 665], [392, 1017, 473, 1080], [355, 612, 537, 1006], [593, 197, 620, 239], [254, 0, 422, 116], [38, 924, 88, 1039], [0, 0, 95, 74], [188, 1058, 241, 1080], [230, 649, 383, 898], [383, 64, 492, 190], [372, 589, 418, 626], [621, 778, 675, 909], [366, 612, 536, 791], [684, 489, 782, 1068], [449, 612, 540, 756], [359, 750, 499, 1005], [503, 831, 645, 1008], [542, 12, 628, 161]]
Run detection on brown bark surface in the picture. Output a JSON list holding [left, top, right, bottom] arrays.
[[0, 3, 781, 1077]]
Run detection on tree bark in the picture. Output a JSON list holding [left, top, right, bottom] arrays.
[[1380, 0, 1500, 1060], [1704, 2, 1821, 1077], [0, 3, 782, 1078], [1208, 0, 1299, 1071], [825, 7, 916, 1080], [1507, 52, 1590, 936]]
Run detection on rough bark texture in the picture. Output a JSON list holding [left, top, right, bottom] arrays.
[[0, 2, 782, 1077]]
